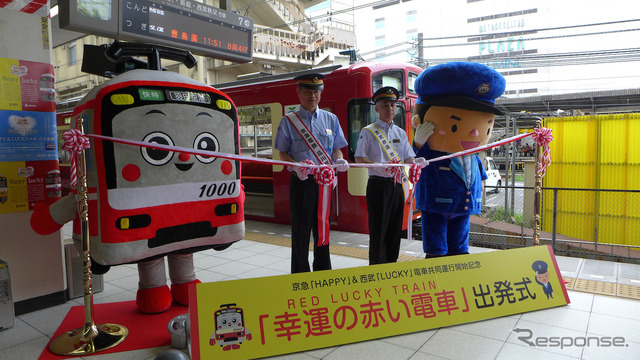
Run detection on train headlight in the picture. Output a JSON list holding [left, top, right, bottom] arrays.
[[216, 99, 232, 110], [215, 203, 238, 216], [116, 215, 152, 230], [110, 94, 134, 105]]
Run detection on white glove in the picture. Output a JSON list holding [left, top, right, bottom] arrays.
[[414, 121, 435, 148], [413, 157, 428, 168], [335, 158, 350, 172], [288, 165, 309, 180]]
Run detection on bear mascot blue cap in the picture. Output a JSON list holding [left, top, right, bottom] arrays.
[[415, 61, 506, 115]]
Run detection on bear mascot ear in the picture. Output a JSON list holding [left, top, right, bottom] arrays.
[[30, 193, 77, 235]]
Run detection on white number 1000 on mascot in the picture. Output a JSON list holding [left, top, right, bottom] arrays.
[[31, 43, 245, 313]]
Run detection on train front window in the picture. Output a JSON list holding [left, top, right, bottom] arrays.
[[372, 70, 404, 99], [238, 105, 273, 158], [346, 99, 405, 161], [408, 72, 419, 94]]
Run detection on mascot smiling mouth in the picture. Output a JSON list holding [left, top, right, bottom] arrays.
[[175, 163, 194, 171], [460, 140, 480, 150]]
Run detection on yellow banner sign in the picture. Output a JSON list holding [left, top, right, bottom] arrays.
[[189, 245, 569, 359]]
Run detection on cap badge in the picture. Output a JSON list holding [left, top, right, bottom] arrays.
[[476, 83, 491, 95], [312, 77, 319, 84]]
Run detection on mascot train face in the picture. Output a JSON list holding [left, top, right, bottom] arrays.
[[31, 43, 245, 313], [76, 69, 245, 265]]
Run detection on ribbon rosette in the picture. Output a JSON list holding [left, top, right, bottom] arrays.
[[314, 165, 335, 186], [61, 128, 91, 186], [299, 159, 316, 178], [385, 158, 404, 185], [532, 127, 553, 177], [408, 163, 421, 185]]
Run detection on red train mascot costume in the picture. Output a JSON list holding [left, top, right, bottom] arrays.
[[31, 42, 245, 313], [411, 61, 505, 258]]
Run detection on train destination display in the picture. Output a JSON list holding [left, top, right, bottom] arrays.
[[59, 0, 253, 62]]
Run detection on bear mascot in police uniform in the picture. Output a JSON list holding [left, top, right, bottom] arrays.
[[411, 62, 505, 258]]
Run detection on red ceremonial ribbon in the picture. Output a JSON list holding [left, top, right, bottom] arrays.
[[314, 165, 336, 246], [298, 159, 316, 178], [408, 163, 422, 185], [385, 158, 404, 185], [406, 163, 422, 241], [532, 127, 553, 177], [61, 128, 91, 186], [83, 131, 552, 244]]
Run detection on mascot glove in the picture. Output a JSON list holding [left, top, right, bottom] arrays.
[[414, 121, 435, 148], [414, 157, 429, 168], [335, 158, 350, 172]]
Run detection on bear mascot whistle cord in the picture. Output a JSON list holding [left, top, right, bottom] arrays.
[[30, 42, 245, 313], [411, 62, 505, 258]]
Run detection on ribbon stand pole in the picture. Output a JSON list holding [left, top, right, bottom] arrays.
[[532, 119, 543, 246], [49, 119, 128, 356]]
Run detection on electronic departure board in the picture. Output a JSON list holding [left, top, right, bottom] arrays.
[[59, 0, 254, 63]]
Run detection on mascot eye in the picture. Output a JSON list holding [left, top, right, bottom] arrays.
[[487, 128, 491, 135], [141, 132, 174, 166], [222, 319, 227, 325], [193, 132, 219, 164], [451, 124, 458, 133]]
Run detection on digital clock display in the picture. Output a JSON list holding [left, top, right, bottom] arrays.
[[120, 0, 253, 62]]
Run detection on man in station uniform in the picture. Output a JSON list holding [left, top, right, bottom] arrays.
[[274, 73, 349, 273], [355, 86, 426, 264]]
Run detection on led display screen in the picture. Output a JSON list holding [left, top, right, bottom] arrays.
[[59, 0, 253, 63]]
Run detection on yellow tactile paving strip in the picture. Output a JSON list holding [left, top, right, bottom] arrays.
[[243, 231, 640, 300], [244, 231, 418, 262], [617, 283, 640, 300], [572, 278, 617, 296]]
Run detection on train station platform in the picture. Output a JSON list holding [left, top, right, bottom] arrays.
[[1, 220, 639, 359]]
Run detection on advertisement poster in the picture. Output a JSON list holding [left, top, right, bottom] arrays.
[[0, 57, 56, 112], [0, 57, 60, 214], [0, 110, 58, 162], [189, 245, 570, 359], [0, 160, 61, 214]]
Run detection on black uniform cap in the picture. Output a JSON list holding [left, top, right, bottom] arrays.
[[294, 73, 325, 90], [372, 86, 399, 103]]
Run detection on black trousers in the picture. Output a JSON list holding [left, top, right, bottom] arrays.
[[366, 176, 404, 265], [289, 174, 331, 273]]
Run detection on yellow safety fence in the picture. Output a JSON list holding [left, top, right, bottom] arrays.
[[542, 113, 640, 246]]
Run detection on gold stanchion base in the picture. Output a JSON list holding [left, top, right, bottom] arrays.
[[49, 323, 128, 356]]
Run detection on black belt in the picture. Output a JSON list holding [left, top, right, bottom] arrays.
[[369, 176, 395, 181]]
